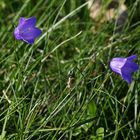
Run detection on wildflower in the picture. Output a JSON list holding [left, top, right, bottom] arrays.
[[14, 17, 42, 44], [110, 55, 138, 83]]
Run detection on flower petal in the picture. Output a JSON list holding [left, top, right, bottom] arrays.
[[127, 55, 137, 61], [14, 27, 22, 40], [24, 17, 36, 27], [122, 61, 138, 74], [22, 38, 35, 44], [19, 17, 26, 25], [121, 70, 132, 83], [110, 58, 126, 75], [21, 27, 42, 44], [121, 61, 138, 83], [17, 17, 37, 32]]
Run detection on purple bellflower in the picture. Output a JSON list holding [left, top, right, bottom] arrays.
[[110, 55, 138, 84], [14, 17, 42, 44]]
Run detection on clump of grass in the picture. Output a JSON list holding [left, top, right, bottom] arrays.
[[0, 0, 140, 140]]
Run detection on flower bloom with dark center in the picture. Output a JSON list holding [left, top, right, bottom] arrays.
[[14, 17, 42, 44], [110, 55, 138, 83]]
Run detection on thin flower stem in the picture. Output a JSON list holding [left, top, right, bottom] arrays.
[[41, 31, 82, 62], [134, 89, 138, 130]]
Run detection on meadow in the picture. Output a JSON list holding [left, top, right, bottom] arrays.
[[0, 0, 140, 139]]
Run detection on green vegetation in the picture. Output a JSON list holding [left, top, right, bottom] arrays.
[[0, 0, 140, 139]]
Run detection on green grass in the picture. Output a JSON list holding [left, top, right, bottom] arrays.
[[0, 0, 140, 139]]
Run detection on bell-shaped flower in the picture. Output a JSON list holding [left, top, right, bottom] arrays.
[[14, 17, 42, 44], [110, 55, 138, 83]]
